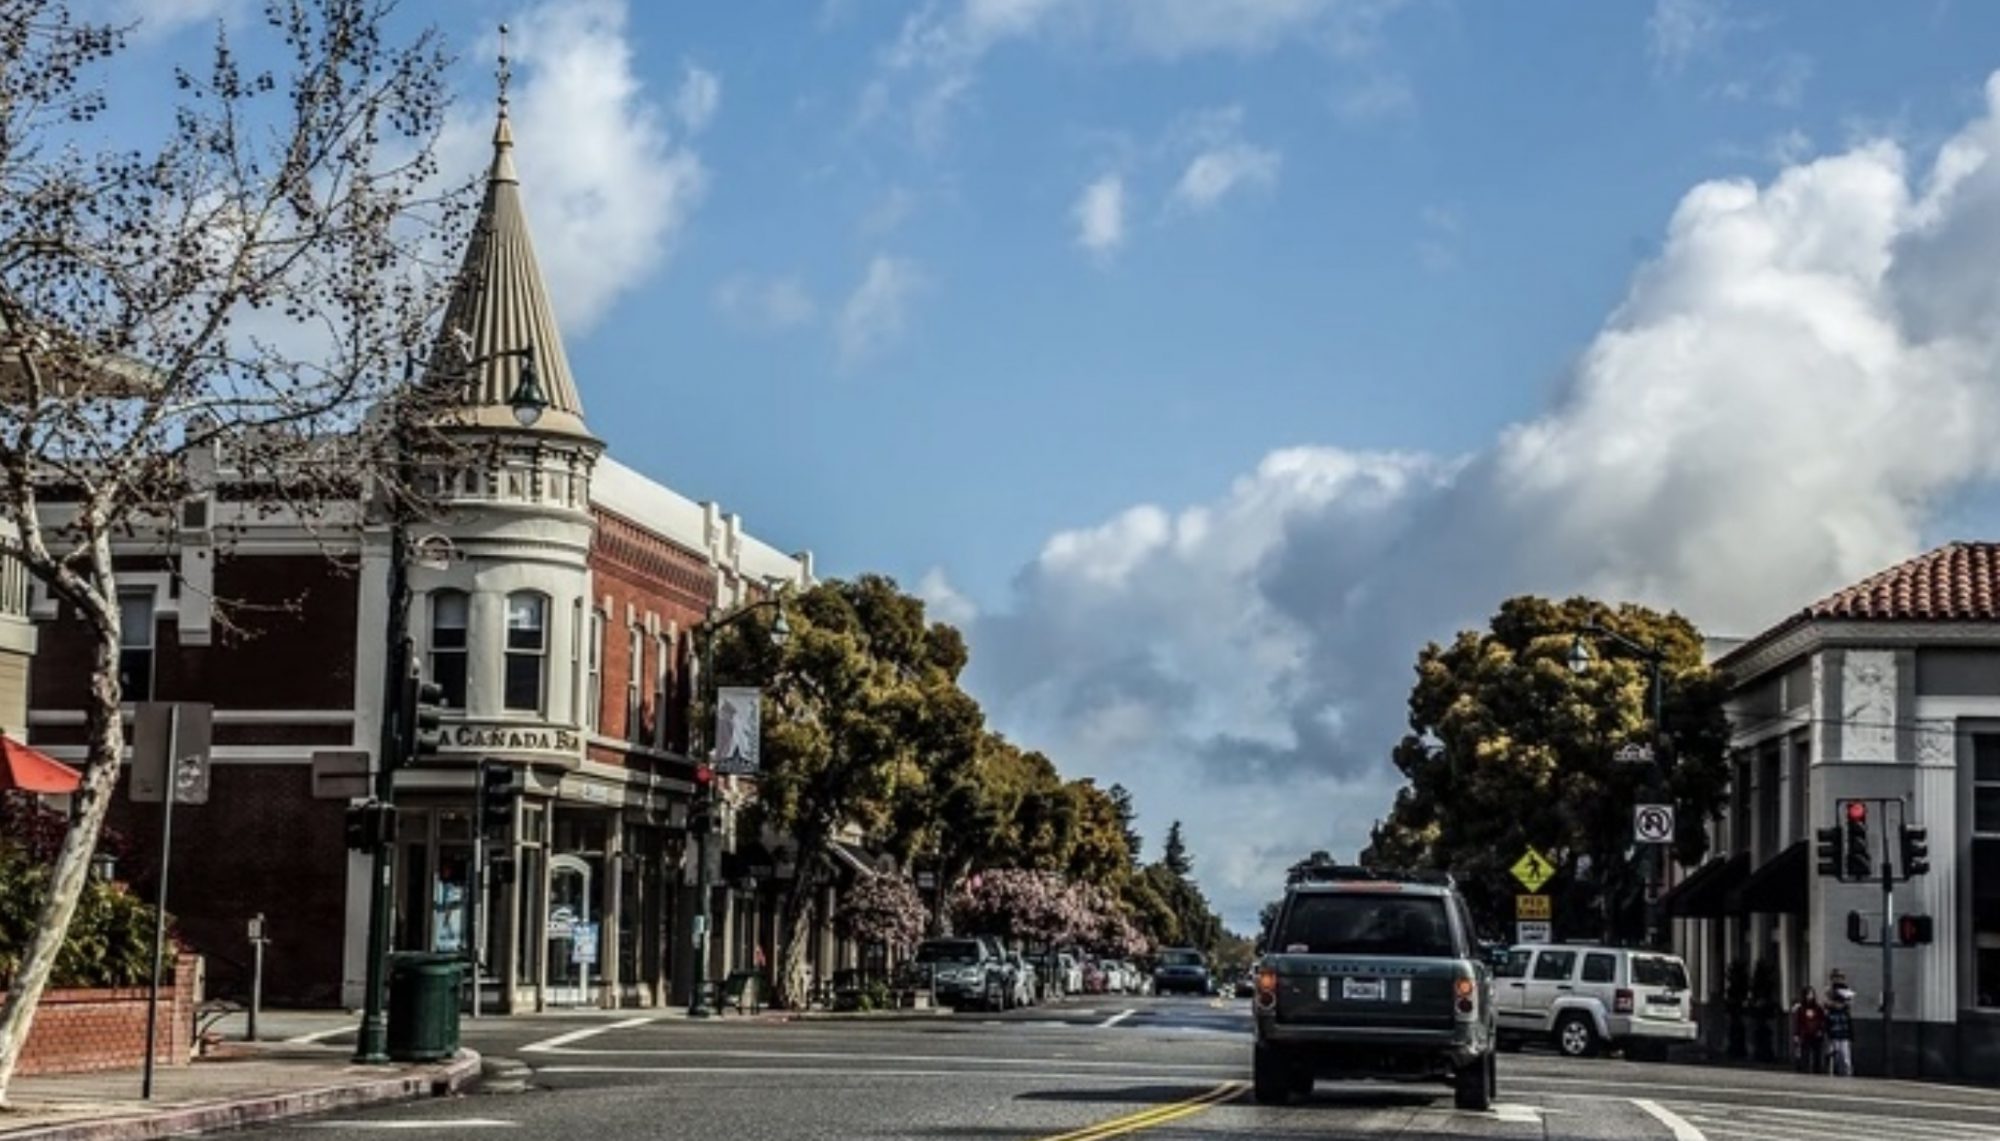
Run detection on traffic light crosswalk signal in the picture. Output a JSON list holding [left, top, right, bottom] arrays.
[[1816, 824, 1843, 879], [1842, 800, 1873, 881], [1900, 824, 1930, 878], [479, 761, 517, 837], [398, 673, 445, 766]]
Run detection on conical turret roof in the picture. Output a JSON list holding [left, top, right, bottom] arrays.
[[425, 106, 593, 440]]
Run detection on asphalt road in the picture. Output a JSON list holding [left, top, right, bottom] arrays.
[[244, 996, 2000, 1140]]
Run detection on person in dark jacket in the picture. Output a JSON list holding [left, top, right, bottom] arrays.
[[1825, 981, 1855, 1076], [1791, 985, 1827, 1073]]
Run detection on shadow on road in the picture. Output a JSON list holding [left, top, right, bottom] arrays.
[[1011, 1083, 1234, 1105]]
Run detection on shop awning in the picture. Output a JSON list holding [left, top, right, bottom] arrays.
[[1728, 840, 1808, 916], [1662, 850, 1750, 919], [829, 841, 883, 881], [0, 736, 82, 794]]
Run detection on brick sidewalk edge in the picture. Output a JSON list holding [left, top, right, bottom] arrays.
[[0, 1050, 483, 1141]]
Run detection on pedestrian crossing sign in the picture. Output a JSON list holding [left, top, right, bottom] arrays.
[[1511, 847, 1556, 892]]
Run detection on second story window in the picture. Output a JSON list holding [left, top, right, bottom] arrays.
[[118, 590, 155, 701], [653, 632, 671, 751], [626, 626, 643, 743], [504, 592, 548, 714], [429, 590, 469, 708], [586, 609, 605, 732]]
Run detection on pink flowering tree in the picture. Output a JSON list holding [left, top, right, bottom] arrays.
[[833, 872, 928, 957], [950, 868, 1095, 947]]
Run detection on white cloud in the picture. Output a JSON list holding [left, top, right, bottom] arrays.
[[714, 274, 818, 331], [837, 255, 924, 367], [1171, 143, 1282, 211], [1333, 72, 1416, 124], [869, 0, 1406, 146], [965, 74, 2000, 929], [104, 0, 251, 41], [1648, 0, 1731, 72], [437, 0, 709, 335], [1073, 174, 1127, 256], [918, 568, 980, 628], [673, 63, 721, 134]]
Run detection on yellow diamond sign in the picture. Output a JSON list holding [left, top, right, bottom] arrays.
[[1511, 847, 1556, 893]]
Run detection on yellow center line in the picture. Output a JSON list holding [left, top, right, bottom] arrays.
[[1034, 1081, 1245, 1141]]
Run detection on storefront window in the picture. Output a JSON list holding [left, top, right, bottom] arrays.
[[505, 592, 548, 713], [429, 590, 469, 707], [1976, 736, 2000, 1008]]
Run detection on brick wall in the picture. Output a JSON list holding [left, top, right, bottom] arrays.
[[109, 766, 348, 1008], [588, 510, 713, 762], [4, 955, 199, 1077]]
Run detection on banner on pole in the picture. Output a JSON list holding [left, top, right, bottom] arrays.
[[714, 687, 762, 775]]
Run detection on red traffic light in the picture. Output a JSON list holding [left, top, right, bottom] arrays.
[[1846, 800, 1868, 823], [694, 763, 713, 786]]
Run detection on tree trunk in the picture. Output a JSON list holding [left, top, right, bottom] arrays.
[[0, 610, 125, 1105], [774, 832, 828, 1010]]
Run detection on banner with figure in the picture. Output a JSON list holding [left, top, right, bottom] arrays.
[[714, 687, 761, 775]]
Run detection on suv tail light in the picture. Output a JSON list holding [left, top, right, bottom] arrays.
[[1454, 971, 1477, 1020], [1614, 988, 1634, 1014], [1255, 967, 1278, 1010]]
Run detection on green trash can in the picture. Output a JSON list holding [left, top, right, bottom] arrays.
[[385, 952, 463, 1062]]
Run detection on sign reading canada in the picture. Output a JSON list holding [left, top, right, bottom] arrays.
[[444, 723, 580, 754]]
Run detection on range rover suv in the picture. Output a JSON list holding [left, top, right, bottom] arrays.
[[1250, 855, 1502, 1110]]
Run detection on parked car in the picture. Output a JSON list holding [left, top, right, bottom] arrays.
[[1058, 952, 1083, 996], [1153, 947, 1214, 996], [1251, 856, 1501, 1110], [912, 937, 1008, 1010], [1492, 943, 1696, 1059]]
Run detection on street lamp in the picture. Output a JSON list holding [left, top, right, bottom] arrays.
[[90, 851, 117, 883], [688, 586, 791, 1019], [354, 339, 547, 1064], [1569, 622, 1670, 947]]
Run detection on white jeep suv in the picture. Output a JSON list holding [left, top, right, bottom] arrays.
[[1492, 943, 1696, 1059]]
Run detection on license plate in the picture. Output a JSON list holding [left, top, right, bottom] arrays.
[[1342, 977, 1385, 1001]]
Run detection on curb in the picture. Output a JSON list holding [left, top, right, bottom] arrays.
[[1, 1050, 482, 1141]]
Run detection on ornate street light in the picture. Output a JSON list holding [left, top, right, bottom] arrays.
[[506, 342, 547, 428], [1567, 635, 1594, 676]]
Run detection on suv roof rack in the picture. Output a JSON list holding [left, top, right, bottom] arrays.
[[1285, 852, 1455, 888]]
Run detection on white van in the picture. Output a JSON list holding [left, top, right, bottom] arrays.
[[1492, 943, 1696, 1059]]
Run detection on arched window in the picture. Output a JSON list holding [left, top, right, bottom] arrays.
[[504, 591, 549, 713], [429, 590, 469, 708]]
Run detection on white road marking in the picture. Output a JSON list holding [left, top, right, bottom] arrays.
[[284, 1025, 353, 1044], [534, 1065, 1229, 1084], [299, 1121, 517, 1130], [1634, 1098, 1709, 1141], [1490, 1103, 1542, 1124], [1531, 1077, 2000, 1118], [519, 1016, 656, 1054], [298, 1112, 520, 1120], [520, 1044, 1236, 1072], [1100, 1009, 1137, 1028]]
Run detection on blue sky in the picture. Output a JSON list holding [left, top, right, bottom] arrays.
[[102, 0, 2000, 927]]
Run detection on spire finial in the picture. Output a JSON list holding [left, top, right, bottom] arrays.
[[497, 23, 512, 113]]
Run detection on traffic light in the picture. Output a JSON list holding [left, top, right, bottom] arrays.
[[1846, 910, 1869, 944], [1842, 800, 1873, 881], [345, 804, 370, 851], [487, 854, 516, 886], [1900, 824, 1930, 878], [1896, 914, 1934, 946], [399, 674, 446, 765], [1816, 824, 1844, 879], [343, 801, 398, 851], [688, 793, 714, 835], [479, 761, 516, 837]]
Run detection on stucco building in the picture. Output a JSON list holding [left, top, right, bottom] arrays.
[[1668, 541, 2000, 1078]]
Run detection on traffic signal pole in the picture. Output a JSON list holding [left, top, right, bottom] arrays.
[[1880, 830, 1894, 1081]]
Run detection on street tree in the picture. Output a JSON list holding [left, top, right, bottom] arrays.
[[833, 871, 928, 957], [0, 0, 463, 1101], [1362, 595, 1731, 941], [1107, 782, 1142, 866], [1162, 820, 1193, 878]]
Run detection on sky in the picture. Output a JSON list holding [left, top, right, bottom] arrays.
[[88, 0, 2000, 930]]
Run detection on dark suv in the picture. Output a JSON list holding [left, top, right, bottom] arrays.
[[1152, 948, 1213, 996], [1250, 857, 1502, 1110]]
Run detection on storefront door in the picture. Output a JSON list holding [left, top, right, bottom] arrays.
[[548, 855, 598, 1006]]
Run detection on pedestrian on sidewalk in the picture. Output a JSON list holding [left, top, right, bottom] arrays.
[[1791, 985, 1827, 1074], [1826, 979, 1855, 1077]]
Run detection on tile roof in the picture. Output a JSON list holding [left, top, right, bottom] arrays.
[[1719, 542, 2000, 671]]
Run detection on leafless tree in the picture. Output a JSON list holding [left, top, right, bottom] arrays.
[[0, 0, 473, 1101]]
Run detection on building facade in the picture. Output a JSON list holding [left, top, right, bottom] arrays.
[[24, 100, 819, 1012], [1667, 541, 2000, 1079]]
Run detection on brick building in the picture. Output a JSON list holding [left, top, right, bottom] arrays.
[[24, 99, 814, 1011]]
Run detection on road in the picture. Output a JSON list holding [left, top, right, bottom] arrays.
[[243, 996, 2000, 1140]]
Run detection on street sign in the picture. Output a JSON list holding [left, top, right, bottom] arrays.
[[1515, 894, 1551, 921], [1510, 847, 1556, 892], [1634, 803, 1675, 844], [1515, 921, 1551, 944], [1614, 742, 1655, 765], [310, 749, 371, 800], [130, 702, 213, 804]]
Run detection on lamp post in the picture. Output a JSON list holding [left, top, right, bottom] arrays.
[[1568, 623, 1669, 947], [353, 343, 548, 1064], [688, 589, 790, 1018]]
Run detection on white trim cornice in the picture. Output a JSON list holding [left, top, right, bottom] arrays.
[[1722, 620, 2000, 687]]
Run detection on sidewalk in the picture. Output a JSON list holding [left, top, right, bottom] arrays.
[[0, 1042, 480, 1141]]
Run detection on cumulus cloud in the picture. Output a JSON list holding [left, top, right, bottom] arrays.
[[1171, 143, 1281, 211], [674, 63, 722, 134], [918, 568, 980, 628], [1648, 0, 1731, 72], [966, 75, 2000, 929], [837, 255, 925, 367], [1073, 174, 1127, 256], [714, 274, 818, 331], [438, 0, 709, 334]]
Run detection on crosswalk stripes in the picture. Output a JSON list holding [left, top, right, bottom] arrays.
[[1660, 1098, 2000, 1141]]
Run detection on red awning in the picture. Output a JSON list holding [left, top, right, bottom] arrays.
[[0, 736, 82, 794]]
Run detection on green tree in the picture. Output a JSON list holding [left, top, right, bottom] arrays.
[[1162, 820, 1193, 879], [1362, 595, 1731, 943], [1107, 783, 1142, 867]]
